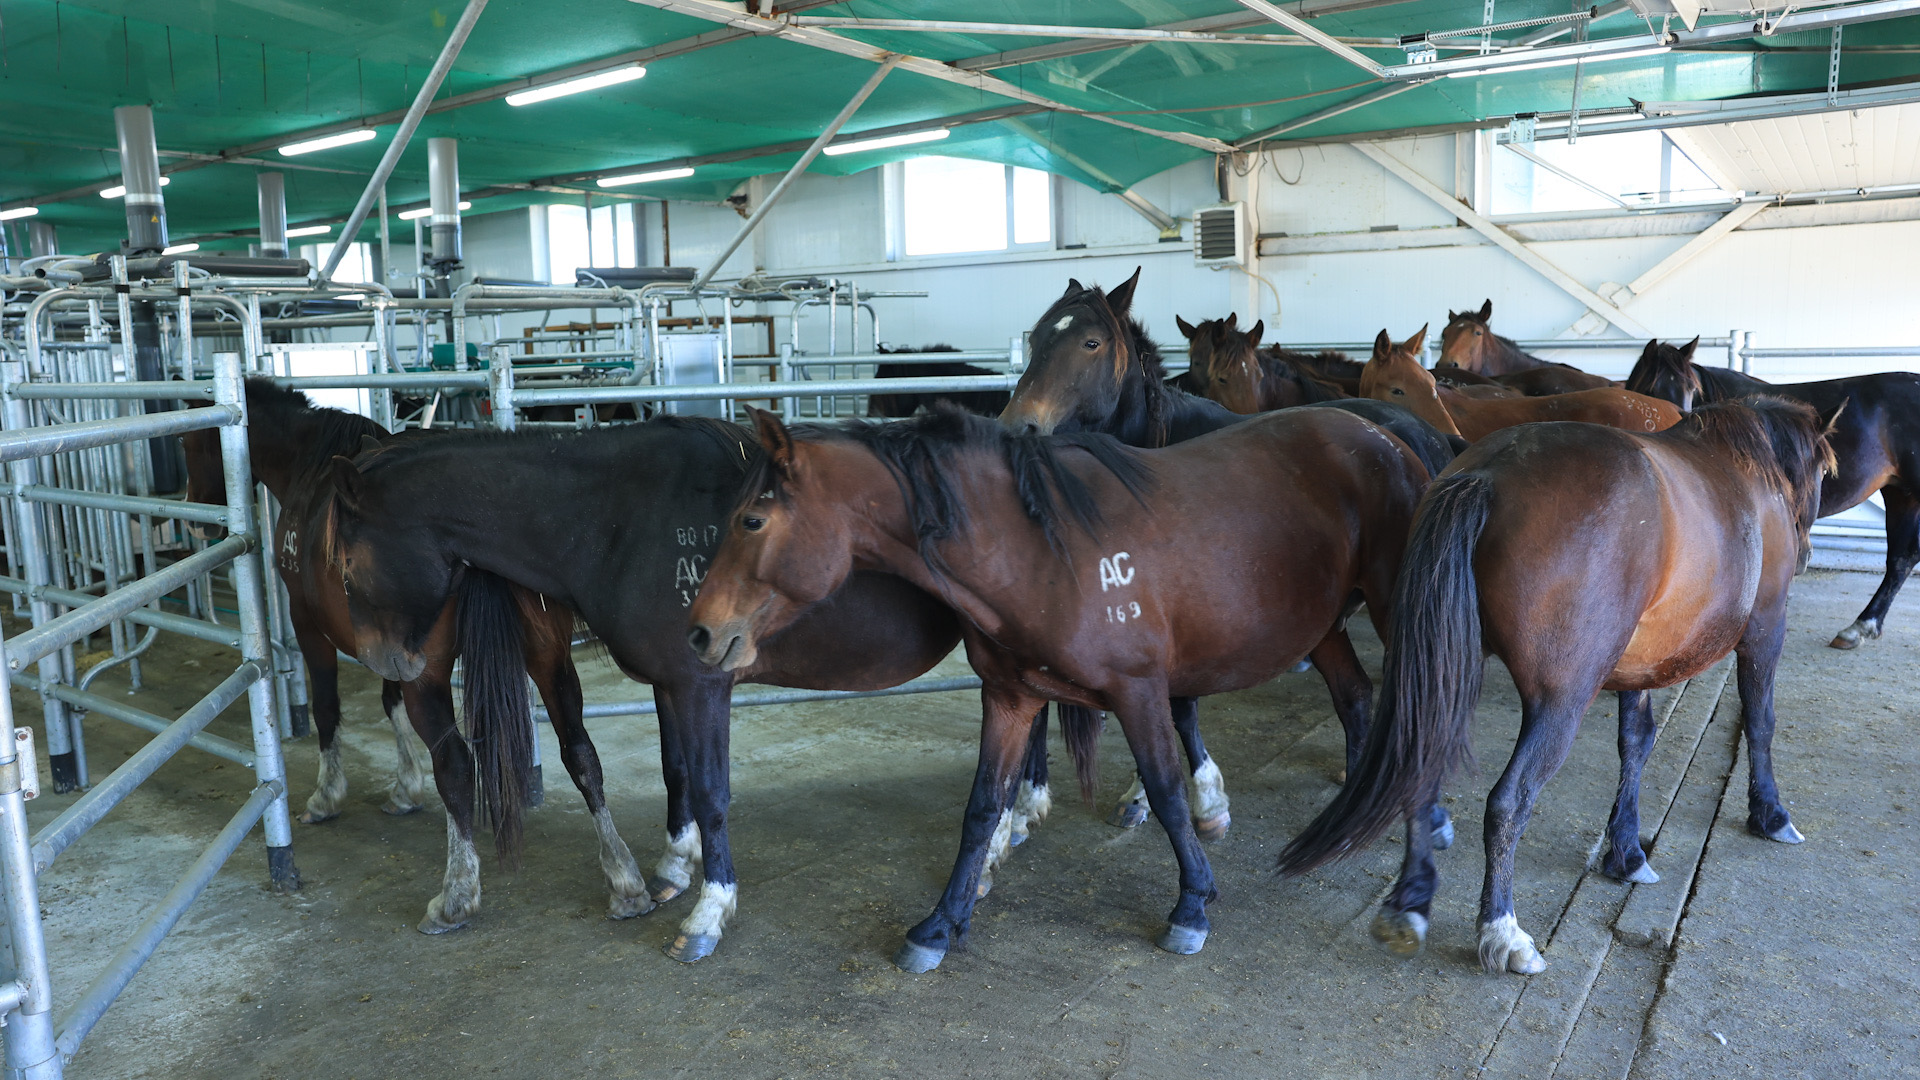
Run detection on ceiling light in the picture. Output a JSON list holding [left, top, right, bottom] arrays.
[[285, 224, 333, 237], [0, 207, 38, 221], [823, 128, 951, 156], [99, 177, 172, 199], [1445, 45, 1670, 77], [505, 65, 647, 107], [278, 129, 378, 156], [397, 201, 471, 220], [161, 243, 199, 255], [597, 166, 695, 187]]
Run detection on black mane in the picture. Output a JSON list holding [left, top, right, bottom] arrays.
[[245, 377, 389, 471]]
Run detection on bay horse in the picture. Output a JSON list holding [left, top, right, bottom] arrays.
[[325, 416, 1062, 962], [866, 344, 1011, 419], [999, 273, 1462, 842], [182, 381, 655, 928], [1363, 326, 1681, 441], [1278, 397, 1834, 974], [1626, 338, 1920, 650], [1437, 299, 1615, 394], [1175, 314, 1347, 414], [687, 403, 1429, 970]]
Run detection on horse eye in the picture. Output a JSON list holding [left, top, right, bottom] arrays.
[[1082, 339, 1100, 351], [742, 516, 766, 532], [1390, 387, 1405, 395]]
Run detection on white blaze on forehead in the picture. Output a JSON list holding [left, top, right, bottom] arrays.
[[1053, 315, 1074, 332]]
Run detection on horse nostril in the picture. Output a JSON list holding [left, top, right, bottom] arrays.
[[687, 626, 712, 654], [1021, 422, 1040, 436]]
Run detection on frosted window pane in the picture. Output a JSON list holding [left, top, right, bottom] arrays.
[[1012, 166, 1052, 245], [547, 204, 588, 284], [904, 156, 1007, 256]]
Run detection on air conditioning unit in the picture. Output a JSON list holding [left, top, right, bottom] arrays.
[[1193, 202, 1245, 267]]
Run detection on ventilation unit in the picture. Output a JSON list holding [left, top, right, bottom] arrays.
[[1193, 202, 1245, 267]]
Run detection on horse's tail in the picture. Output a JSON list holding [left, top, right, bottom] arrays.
[[1278, 473, 1492, 875], [1057, 703, 1105, 802], [457, 566, 533, 865]]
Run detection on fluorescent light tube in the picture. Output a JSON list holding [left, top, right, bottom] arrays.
[[1446, 45, 1670, 77], [823, 128, 950, 156], [161, 243, 199, 255], [505, 65, 647, 107], [597, 167, 695, 187], [99, 177, 171, 199], [0, 206, 37, 220], [284, 224, 333, 237], [398, 201, 471, 220], [279, 129, 378, 156]]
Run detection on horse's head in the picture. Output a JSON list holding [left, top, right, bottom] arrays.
[[1624, 337, 1703, 414], [1438, 299, 1495, 373], [327, 453, 458, 681], [1000, 268, 1143, 435], [1180, 314, 1266, 415], [688, 409, 861, 672], [1361, 325, 1459, 437]]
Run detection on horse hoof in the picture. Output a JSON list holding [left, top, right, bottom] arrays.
[[1291, 659, 1313, 673], [1108, 802, 1150, 829], [1478, 916, 1545, 975], [652, 881, 688, 905], [1756, 820, 1806, 844], [609, 891, 656, 920], [1193, 812, 1231, 843], [665, 933, 720, 963], [1370, 909, 1428, 957], [297, 808, 339, 826], [418, 912, 468, 935], [975, 876, 994, 900], [894, 941, 946, 973], [1008, 829, 1028, 848], [1431, 814, 1455, 852], [1625, 862, 1660, 884], [1157, 924, 1208, 955], [380, 799, 424, 817], [1828, 632, 1861, 650]]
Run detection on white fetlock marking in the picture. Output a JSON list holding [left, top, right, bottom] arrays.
[[1190, 757, 1230, 822], [1478, 914, 1545, 975], [305, 744, 346, 819], [430, 815, 482, 926], [680, 881, 737, 937], [1121, 776, 1148, 811], [1009, 780, 1052, 843], [655, 824, 702, 891], [387, 701, 430, 809], [593, 807, 649, 905]]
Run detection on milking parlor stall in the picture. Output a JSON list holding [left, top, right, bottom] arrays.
[[3, 1, 1920, 1077]]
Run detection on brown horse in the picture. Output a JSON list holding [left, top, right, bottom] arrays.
[[1437, 300, 1616, 395], [688, 404, 1429, 971], [1363, 326, 1681, 441], [1278, 397, 1834, 974], [1175, 314, 1346, 414], [182, 381, 655, 930]]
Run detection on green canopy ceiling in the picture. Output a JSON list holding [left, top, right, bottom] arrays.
[[1, 0, 1916, 254]]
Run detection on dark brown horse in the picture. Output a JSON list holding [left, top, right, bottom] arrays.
[[1176, 315, 1348, 414], [1364, 326, 1681, 441], [1279, 397, 1834, 974], [1627, 338, 1920, 650], [182, 381, 653, 932], [1438, 300, 1615, 394], [866, 344, 1011, 418], [688, 403, 1430, 971]]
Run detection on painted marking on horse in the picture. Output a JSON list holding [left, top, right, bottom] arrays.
[[593, 806, 654, 918], [422, 815, 482, 934], [1105, 601, 1143, 624], [676, 525, 721, 548], [1098, 552, 1135, 592], [656, 823, 703, 894], [1478, 913, 1545, 974], [675, 555, 709, 608], [301, 743, 347, 823], [278, 529, 301, 574]]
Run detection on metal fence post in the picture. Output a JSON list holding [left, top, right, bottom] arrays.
[[0, 655, 59, 1080], [1727, 329, 1746, 371], [488, 358, 516, 432], [211, 354, 300, 891], [0, 366, 76, 795]]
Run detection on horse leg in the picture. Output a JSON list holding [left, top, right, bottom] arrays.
[[1007, 704, 1052, 849], [651, 689, 700, 905], [1110, 686, 1217, 955], [529, 640, 652, 920], [1174, 696, 1230, 842], [1479, 690, 1591, 974], [1738, 621, 1804, 844], [1311, 630, 1453, 850], [1109, 773, 1151, 830], [1831, 485, 1919, 649], [407, 679, 482, 934], [897, 687, 1045, 973], [661, 679, 738, 963], [1372, 811, 1439, 956], [294, 633, 347, 825], [379, 679, 431, 815], [1601, 690, 1661, 883]]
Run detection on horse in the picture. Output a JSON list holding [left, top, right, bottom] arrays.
[[1277, 396, 1834, 975], [181, 381, 656, 929], [1438, 300, 1615, 395], [997, 273, 1462, 839], [1363, 326, 1682, 441], [867, 344, 1012, 419], [1626, 337, 1920, 650], [687, 403, 1430, 971], [1175, 314, 1347, 414], [323, 416, 1072, 962]]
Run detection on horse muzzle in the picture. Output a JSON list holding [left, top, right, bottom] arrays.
[[687, 620, 756, 672], [358, 642, 426, 682]]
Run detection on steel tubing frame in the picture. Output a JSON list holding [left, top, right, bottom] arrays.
[[0, 351, 297, 1078]]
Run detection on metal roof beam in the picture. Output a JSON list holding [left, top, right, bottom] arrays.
[[1524, 78, 1920, 140], [1231, 0, 1389, 77], [1235, 81, 1426, 147], [952, 1, 1427, 71]]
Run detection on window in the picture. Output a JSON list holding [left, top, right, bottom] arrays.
[[1490, 131, 1732, 216], [306, 241, 372, 283], [897, 157, 1052, 257], [545, 202, 637, 284]]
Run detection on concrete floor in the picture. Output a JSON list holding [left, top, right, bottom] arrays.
[[14, 567, 1918, 1079]]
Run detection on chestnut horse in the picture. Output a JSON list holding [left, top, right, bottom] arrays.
[[182, 381, 652, 926], [1437, 299, 1615, 395], [1627, 337, 1920, 650], [688, 404, 1429, 971], [1363, 326, 1681, 441], [1279, 397, 1834, 974], [1175, 314, 1346, 413]]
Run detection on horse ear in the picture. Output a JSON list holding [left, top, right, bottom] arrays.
[[746, 406, 798, 478], [330, 455, 364, 511], [1174, 315, 1198, 340], [1478, 299, 1493, 321], [1064, 278, 1084, 295], [358, 434, 383, 455], [1404, 323, 1429, 355], [1247, 320, 1265, 348], [1448, 309, 1458, 322], [1105, 266, 1142, 318], [1680, 335, 1700, 362], [1372, 329, 1392, 358], [1224, 312, 1238, 330]]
